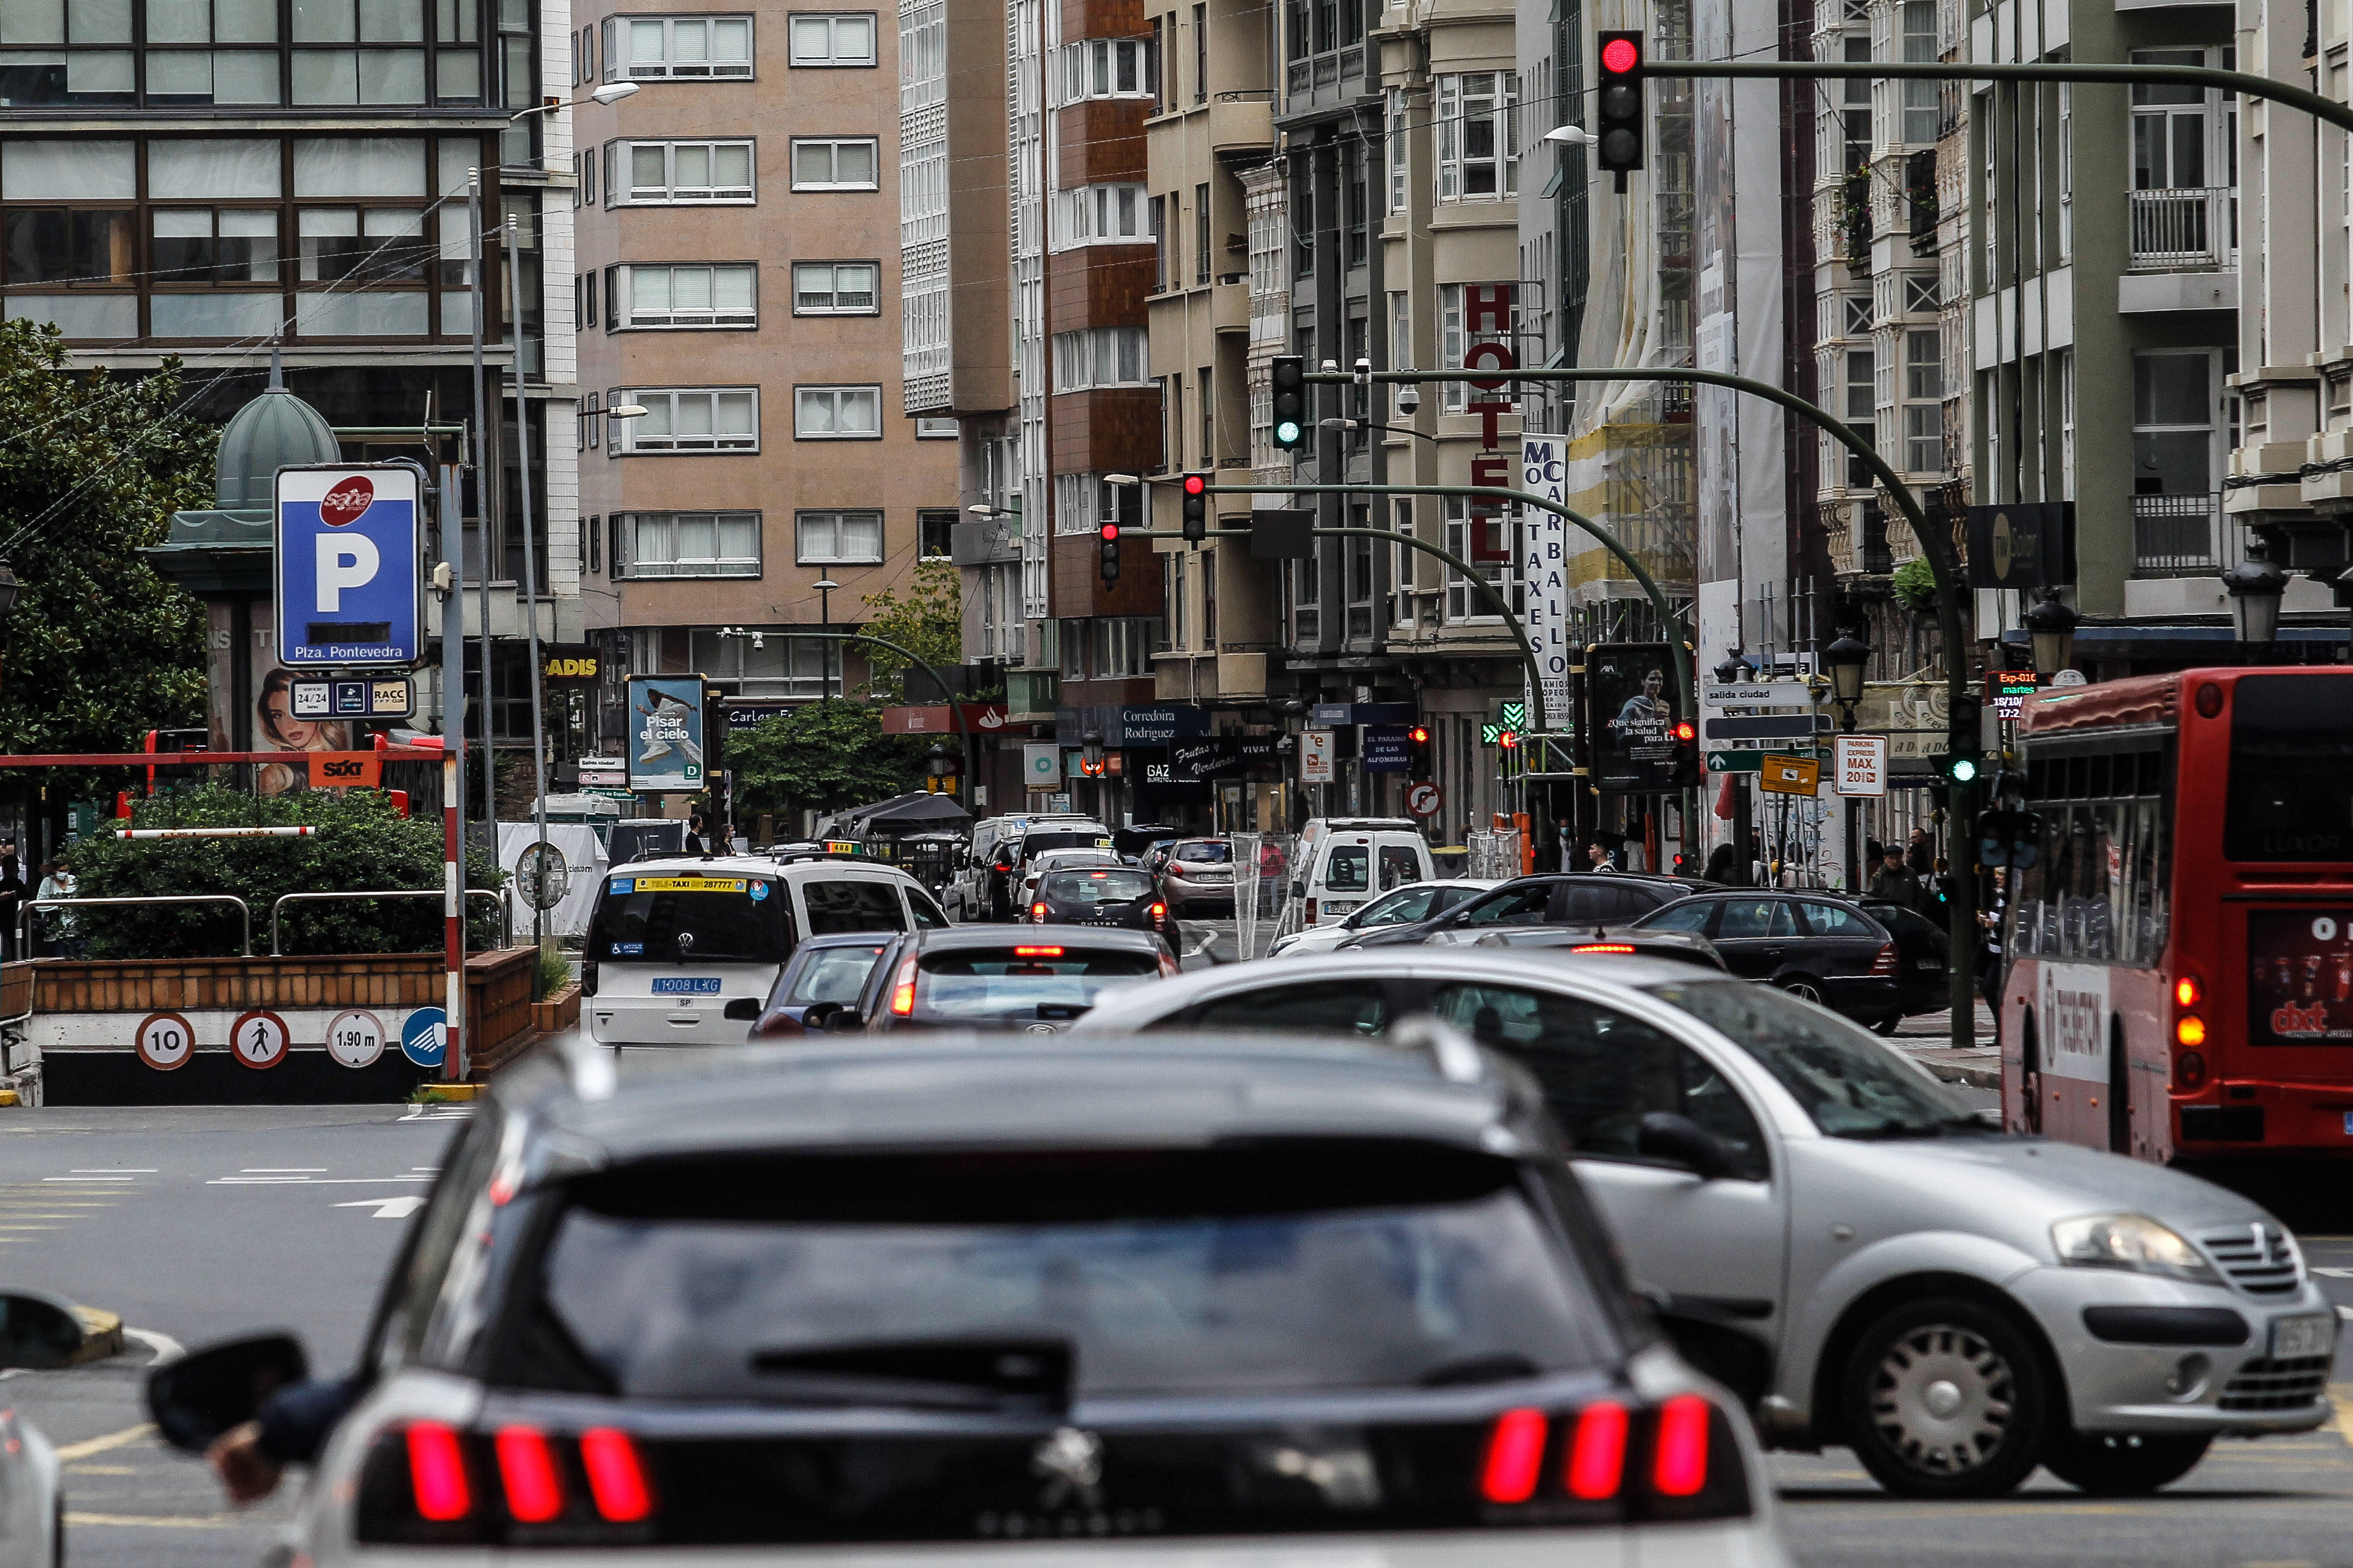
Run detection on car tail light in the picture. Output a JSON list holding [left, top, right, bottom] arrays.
[[579, 1428, 652, 1523], [406, 1422, 472, 1523], [1869, 942, 1897, 976], [1150, 902, 1166, 922], [2176, 1049, 2207, 1090], [1564, 1402, 1627, 1499], [1013, 945, 1065, 957], [579, 960, 597, 997], [1572, 943, 1637, 955], [1474, 1397, 1747, 1522], [1030, 902, 1047, 922], [1479, 1408, 1548, 1503], [889, 955, 919, 1016], [494, 1427, 562, 1523], [1650, 1395, 1710, 1497], [1307, 899, 1319, 923]]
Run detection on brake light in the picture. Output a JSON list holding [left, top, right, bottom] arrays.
[[1030, 902, 1047, 921], [1869, 942, 1897, 976], [1652, 1395, 1711, 1497], [1307, 899, 1319, 923], [495, 1427, 562, 1524], [2176, 975, 2202, 1008], [1565, 1402, 1628, 1500], [1572, 943, 1637, 955], [1479, 1408, 1548, 1504], [889, 955, 918, 1016], [1150, 902, 1166, 922], [579, 1428, 652, 1524], [407, 1422, 472, 1522], [2176, 1049, 2207, 1090], [1013, 945, 1065, 957]]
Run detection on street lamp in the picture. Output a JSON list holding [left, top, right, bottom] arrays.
[[1823, 626, 1870, 733], [2222, 540, 2289, 648], [926, 741, 951, 790], [813, 577, 841, 700], [2023, 585, 2084, 676], [1543, 124, 1595, 146], [1712, 648, 1754, 684]]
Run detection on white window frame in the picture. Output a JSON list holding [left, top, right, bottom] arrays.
[[789, 11, 878, 66], [602, 14, 755, 80], [1434, 71, 1518, 203], [794, 509, 886, 565], [793, 383, 884, 440], [1050, 326, 1151, 390], [609, 263, 758, 329], [790, 259, 880, 314], [1437, 282, 1517, 414], [609, 388, 762, 454], [1051, 181, 1152, 247], [789, 137, 881, 191], [607, 139, 756, 205], [618, 511, 763, 578], [1057, 37, 1150, 103]]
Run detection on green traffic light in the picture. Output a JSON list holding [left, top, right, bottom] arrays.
[[1275, 421, 1301, 444], [1948, 755, 1980, 784]]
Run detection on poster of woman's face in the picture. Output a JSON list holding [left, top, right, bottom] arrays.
[[255, 665, 349, 796]]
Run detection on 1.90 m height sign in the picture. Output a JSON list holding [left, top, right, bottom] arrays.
[[274, 463, 424, 668]]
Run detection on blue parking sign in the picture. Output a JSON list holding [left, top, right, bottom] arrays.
[[275, 463, 423, 667]]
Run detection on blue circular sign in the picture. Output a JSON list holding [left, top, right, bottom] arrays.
[[400, 1008, 447, 1069]]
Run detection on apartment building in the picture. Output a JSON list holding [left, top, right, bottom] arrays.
[[574, 0, 959, 747], [2, 0, 577, 757]]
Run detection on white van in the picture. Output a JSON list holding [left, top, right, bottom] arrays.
[[1292, 824, 1433, 928], [584, 852, 948, 1044]]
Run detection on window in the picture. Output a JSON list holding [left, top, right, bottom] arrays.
[[1201, 548, 1217, 644], [789, 137, 878, 190], [1052, 473, 1142, 536], [1442, 495, 1516, 623], [152, 206, 278, 282], [1392, 498, 1415, 625], [793, 383, 881, 439], [795, 510, 884, 564], [918, 509, 955, 559], [1095, 618, 1154, 678], [1903, 328, 1941, 473], [1057, 37, 1148, 100], [1843, 348, 1874, 484], [1438, 282, 1515, 413], [1194, 179, 1210, 284], [1150, 194, 1168, 287], [1050, 326, 1149, 389], [608, 139, 754, 203], [790, 259, 876, 313], [1190, 1, 1203, 102], [604, 14, 753, 78], [1842, 293, 1872, 336], [1387, 87, 1408, 212], [1053, 183, 1151, 249], [789, 11, 873, 65], [618, 511, 762, 577], [2131, 349, 2216, 495], [1841, 36, 1870, 170], [1166, 553, 1186, 648], [612, 388, 760, 453], [1148, 15, 1163, 108], [1899, 0, 1936, 144], [1435, 71, 1517, 202], [1902, 273, 1938, 315], [915, 416, 955, 438], [609, 262, 756, 328]]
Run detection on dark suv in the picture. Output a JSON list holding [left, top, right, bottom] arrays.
[[1339, 873, 1712, 950], [1630, 891, 1902, 1026]]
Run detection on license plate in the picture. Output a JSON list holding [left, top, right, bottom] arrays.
[[652, 978, 723, 995], [1919, 958, 1945, 971], [1324, 901, 1362, 915], [2270, 1313, 2335, 1359]]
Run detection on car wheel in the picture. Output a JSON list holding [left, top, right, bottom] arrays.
[[2040, 1431, 2212, 1496], [1781, 978, 1827, 1006], [1841, 1296, 2049, 1498]]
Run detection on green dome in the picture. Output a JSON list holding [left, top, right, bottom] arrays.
[[213, 379, 339, 513]]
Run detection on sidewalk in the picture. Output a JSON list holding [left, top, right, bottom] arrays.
[[1890, 1002, 2001, 1091]]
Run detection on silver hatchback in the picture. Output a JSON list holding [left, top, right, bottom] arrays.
[[1073, 951, 2336, 1498]]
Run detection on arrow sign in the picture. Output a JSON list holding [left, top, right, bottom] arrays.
[[336, 1196, 427, 1220]]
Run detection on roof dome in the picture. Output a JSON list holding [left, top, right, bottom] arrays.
[[213, 360, 338, 512]]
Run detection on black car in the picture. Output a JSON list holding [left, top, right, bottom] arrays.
[[1032, 866, 1180, 943], [1340, 873, 1715, 950], [1857, 896, 1953, 1026], [1629, 891, 1900, 1026], [855, 926, 1174, 1032], [1468, 926, 1730, 972]]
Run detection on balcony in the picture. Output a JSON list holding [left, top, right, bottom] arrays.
[[2128, 187, 2235, 272], [2131, 493, 2240, 577]]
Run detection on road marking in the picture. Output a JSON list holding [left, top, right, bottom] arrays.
[[64, 1513, 235, 1529], [55, 1424, 151, 1462], [64, 1465, 135, 1475], [207, 1175, 432, 1186], [2311, 1266, 2353, 1278], [337, 1195, 426, 1219], [41, 1176, 133, 1183], [69, 1169, 153, 1174], [2328, 1384, 2353, 1449], [239, 1168, 325, 1173], [126, 1328, 183, 1364]]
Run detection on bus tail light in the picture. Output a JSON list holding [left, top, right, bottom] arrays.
[[2176, 1051, 2208, 1091], [2176, 975, 2203, 1008], [1869, 942, 1898, 976], [2175, 1015, 2207, 1048], [889, 955, 920, 1016]]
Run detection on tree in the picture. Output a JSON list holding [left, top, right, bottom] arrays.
[[0, 323, 213, 758], [856, 558, 963, 704], [729, 703, 928, 820]]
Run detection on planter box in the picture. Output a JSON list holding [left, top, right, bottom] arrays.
[[530, 981, 581, 1035]]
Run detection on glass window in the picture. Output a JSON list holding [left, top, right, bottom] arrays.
[[789, 12, 870, 65], [1377, 846, 1420, 891], [1433, 70, 1518, 202], [789, 137, 876, 190], [802, 880, 905, 935], [617, 262, 756, 327], [151, 205, 278, 282], [614, 387, 759, 452], [1457, 883, 1553, 927], [1049, 326, 1149, 389], [1353, 886, 1438, 926], [1, 138, 131, 199], [296, 206, 426, 280], [147, 137, 278, 196], [608, 11, 751, 77], [1713, 897, 1802, 939], [1323, 845, 1368, 893], [3, 207, 133, 283], [793, 384, 879, 438], [612, 138, 754, 203], [618, 511, 761, 578], [1050, 181, 1151, 246], [790, 259, 876, 313], [784, 943, 887, 1005], [291, 136, 424, 196], [1182, 979, 1389, 1035], [1636, 899, 1716, 934], [1800, 901, 1879, 937], [2225, 674, 2353, 862], [793, 509, 882, 564], [588, 879, 792, 963]]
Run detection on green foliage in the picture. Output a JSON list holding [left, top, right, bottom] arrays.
[[0, 323, 213, 763], [534, 942, 573, 1001], [728, 702, 929, 819], [1892, 557, 1939, 611], [858, 559, 964, 704], [68, 785, 504, 958]]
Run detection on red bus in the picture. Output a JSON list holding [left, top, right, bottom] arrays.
[[2001, 666, 2353, 1160]]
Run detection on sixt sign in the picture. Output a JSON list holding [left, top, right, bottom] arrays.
[[273, 463, 423, 668]]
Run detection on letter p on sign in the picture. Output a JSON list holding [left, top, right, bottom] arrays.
[[315, 531, 381, 611]]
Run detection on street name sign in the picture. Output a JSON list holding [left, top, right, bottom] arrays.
[[273, 463, 423, 668]]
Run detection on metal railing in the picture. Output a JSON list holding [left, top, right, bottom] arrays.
[[270, 890, 510, 957], [2129, 187, 2235, 271], [24, 895, 253, 956], [2131, 491, 2240, 577]]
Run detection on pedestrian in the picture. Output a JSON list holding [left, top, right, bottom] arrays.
[[1868, 846, 1923, 910], [1907, 827, 1935, 877], [1586, 840, 1619, 873], [1980, 866, 2008, 1016], [1865, 837, 1884, 867], [684, 813, 707, 855], [1703, 840, 1737, 884], [0, 840, 24, 962], [35, 859, 78, 960]]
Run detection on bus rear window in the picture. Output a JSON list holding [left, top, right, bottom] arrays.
[[2225, 675, 2353, 862], [589, 877, 791, 963]]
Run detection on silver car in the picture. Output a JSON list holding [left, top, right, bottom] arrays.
[[1073, 951, 2336, 1499]]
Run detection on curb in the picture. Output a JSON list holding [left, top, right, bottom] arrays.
[[1913, 1059, 2002, 1091], [67, 1305, 123, 1365], [420, 1083, 480, 1102]]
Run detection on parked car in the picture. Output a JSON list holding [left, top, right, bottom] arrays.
[[1267, 878, 1498, 956], [1159, 837, 1238, 918], [147, 1029, 1788, 1566], [746, 932, 894, 1038], [1016, 847, 1125, 909], [1030, 866, 1180, 943], [1857, 894, 1955, 1027], [1341, 873, 1706, 950], [1287, 824, 1433, 929], [853, 926, 1174, 1032], [1073, 949, 2337, 1498], [1469, 925, 1729, 972], [1630, 890, 1901, 1028]]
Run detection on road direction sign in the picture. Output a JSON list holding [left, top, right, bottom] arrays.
[[1703, 714, 1829, 740], [1832, 734, 1889, 797], [1759, 755, 1822, 797], [274, 464, 423, 668], [228, 1009, 290, 1069], [1702, 682, 1809, 706], [337, 1196, 427, 1219], [134, 1011, 194, 1072], [1406, 780, 1444, 817]]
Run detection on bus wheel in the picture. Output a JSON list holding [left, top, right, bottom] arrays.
[[2042, 1431, 2211, 1496], [1841, 1296, 2049, 1499]]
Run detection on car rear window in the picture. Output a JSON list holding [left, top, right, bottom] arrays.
[[1324, 845, 1369, 892], [1042, 870, 1154, 903], [1023, 830, 1113, 857], [589, 874, 790, 963], [506, 1141, 1610, 1401], [804, 880, 907, 936], [783, 945, 887, 1006], [913, 944, 1159, 1022], [1174, 840, 1232, 863]]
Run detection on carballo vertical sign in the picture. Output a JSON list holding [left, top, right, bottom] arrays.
[[1520, 434, 1570, 727], [273, 463, 423, 667]]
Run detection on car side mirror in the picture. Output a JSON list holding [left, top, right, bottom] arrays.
[[820, 1008, 862, 1034], [0, 1290, 102, 1372], [146, 1332, 310, 1453], [1636, 1111, 1735, 1180], [799, 1001, 843, 1032], [1288, 880, 1304, 900]]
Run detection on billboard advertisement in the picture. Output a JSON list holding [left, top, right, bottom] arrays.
[[627, 676, 706, 792], [1584, 642, 1677, 793], [2247, 909, 2353, 1045]]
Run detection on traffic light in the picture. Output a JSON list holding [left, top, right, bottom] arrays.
[[1670, 715, 1699, 787], [1099, 521, 1121, 583], [1408, 723, 1432, 780], [1270, 355, 1307, 450], [1181, 472, 1208, 542], [1942, 694, 1982, 785], [1595, 31, 1645, 181]]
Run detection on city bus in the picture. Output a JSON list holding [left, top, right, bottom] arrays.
[[2000, 667, 2353, 1161]]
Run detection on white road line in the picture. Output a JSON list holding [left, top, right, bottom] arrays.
[[206, 1176, 433, 1186], [69, 1169, 154, 1174], [239, 1168, 325, 1173], [336, 1196, 427, 1219], [40, 1177, 133, 1183], [125, 1328, 183, 1365]]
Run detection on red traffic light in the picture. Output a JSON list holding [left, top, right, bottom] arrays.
[[1498, 730, 1520, 750], [1100, 523, 1120, 541], [1672, 719, 1696, 743], [1600, 35, 1639, 72], [1408, 724, 1430, 744], [1182, 474, 1207, 496]]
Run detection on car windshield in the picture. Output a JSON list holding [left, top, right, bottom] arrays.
[[1642, 980, 1982, 1139], [509, 1142, 1610, 1401], [1175, 840, 1232, 863], [1356, 886, 1438, 926], [783, 945, 887, 1006], [915, 945, 1159, 1021], [1043, 870, 1155, 903], [588, 875, 790, 963]]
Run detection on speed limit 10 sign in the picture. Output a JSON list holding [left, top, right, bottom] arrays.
[[134, 1011, 195, 1071]]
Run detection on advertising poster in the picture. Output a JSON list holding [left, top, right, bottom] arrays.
[[2248, 910, 2353, 1044], [1584, 642, 1677, 793], [627, 676, 706, 792]]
